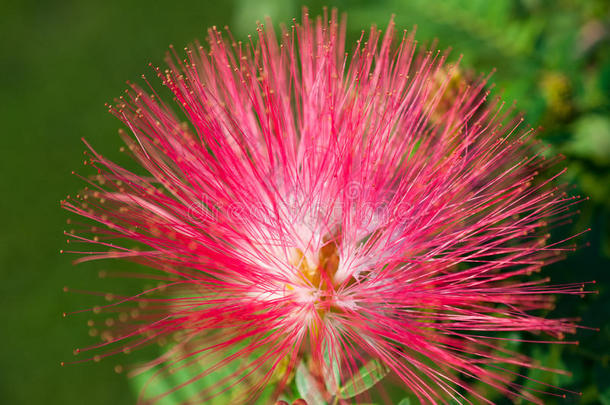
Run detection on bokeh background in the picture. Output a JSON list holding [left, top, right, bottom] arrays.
[[1, 0, 609, 403]]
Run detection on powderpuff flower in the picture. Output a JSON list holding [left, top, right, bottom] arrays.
[[62, 9, 590, 405]]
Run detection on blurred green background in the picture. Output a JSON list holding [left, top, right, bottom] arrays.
[[1, 0, 609, 403]]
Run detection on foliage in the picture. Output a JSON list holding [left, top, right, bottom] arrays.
[[1, 0, 608, 404]]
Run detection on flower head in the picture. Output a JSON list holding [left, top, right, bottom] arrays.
[[62, 9, 588, 404]]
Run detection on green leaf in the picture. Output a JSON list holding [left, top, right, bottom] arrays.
[[397, 398, 412, 405], [129, 345, 274, 405], [131, 366, 183, 405], [524, 345, 571, 392], [323, 349, 341, 395], [339, 359, 390, 399], [565, 115, 610, 165], [296, 361, 327, 405]]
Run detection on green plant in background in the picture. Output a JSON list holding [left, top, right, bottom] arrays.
[[1, 0, 608, 404]]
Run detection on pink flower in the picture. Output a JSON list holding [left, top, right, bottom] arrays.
[[62, 9, 589, 405]]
